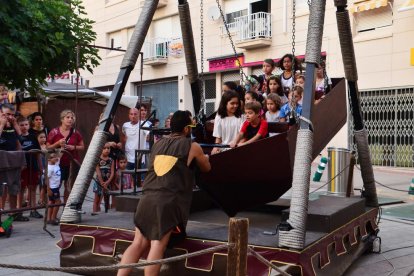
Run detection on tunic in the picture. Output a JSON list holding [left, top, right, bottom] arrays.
[[134, 135, 194, 240]]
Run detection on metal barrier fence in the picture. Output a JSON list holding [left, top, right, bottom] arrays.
[[349, 86, 414, 167]]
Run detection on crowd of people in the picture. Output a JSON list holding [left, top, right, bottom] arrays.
[[0, 55, 330, 226], [0, 84, 155, 222], [212, 55, 331, 153]]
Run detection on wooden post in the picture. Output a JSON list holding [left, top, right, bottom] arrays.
[[346, 155, 356, 197], [227, 218, 248, 276]]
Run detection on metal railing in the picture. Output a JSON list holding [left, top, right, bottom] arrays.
[[235, 12, 272, 41], [143, 37, 184, 60], [219, 21, 238, 36], [143, 37, 170, 60]]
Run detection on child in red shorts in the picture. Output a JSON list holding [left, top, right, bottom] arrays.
[[18, 116, 42, 219]]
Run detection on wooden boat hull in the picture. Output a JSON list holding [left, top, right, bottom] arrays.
[[58, 207, 378, 276], [198, 78, 347, 216]]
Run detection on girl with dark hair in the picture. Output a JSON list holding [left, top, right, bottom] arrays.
[[29, 112, 49, 137], [277, 54, 302, 94], [258, 58, 276, 94], [222, 81, 238, 93], [211, 91, 244, 154], [266, 76, 288, 105]]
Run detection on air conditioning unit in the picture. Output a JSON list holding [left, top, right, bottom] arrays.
[[139, 0, 167, 9]]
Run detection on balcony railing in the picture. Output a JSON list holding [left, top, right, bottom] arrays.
[[235, 12, 272, 41], [219, 21, 239, 36], [143, 37, 183, 65]]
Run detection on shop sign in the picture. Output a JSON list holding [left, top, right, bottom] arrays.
[[209, 56, 244, 72]]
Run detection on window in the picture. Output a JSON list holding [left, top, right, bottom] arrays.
[[203, 75, 217, 117], [352, 0, 393, 33], [226, 9, 248, 23], [108, 30, 123, 50]]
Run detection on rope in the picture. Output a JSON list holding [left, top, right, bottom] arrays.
[[279, 129, 313, 249], [354, 129, 378, 207], [304, 0, 326, 64], [178, 2, 199, 84], [355, 164, 411, 193], [248, 247, 292, 276], [336, 9, 358, 81], [0, 244, 230, 273], [309, 163, 351, 194], [60, 130, 109, 223]]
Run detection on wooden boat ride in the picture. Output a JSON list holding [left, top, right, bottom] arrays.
[[57, 78, 380, 275], [58, 0, 381, 274]]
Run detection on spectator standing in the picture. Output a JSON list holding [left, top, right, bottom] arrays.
[[0, 104, 26, 221], [46, 153, 61, 225], [47, 109, 84, 203], [92, 143, 114, 214], [122, 105, 151, 171], [115, 154, 133, 191], [29, 112, 49, 137], [37, 131, 47, 205], [17, 116, 43, 218], [0, 84, 10, 108]]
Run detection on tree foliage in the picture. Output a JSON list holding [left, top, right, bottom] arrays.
[[0, 0, 100, 93]]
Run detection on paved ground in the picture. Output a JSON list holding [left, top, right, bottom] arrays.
[[0, 164, 413, 276]]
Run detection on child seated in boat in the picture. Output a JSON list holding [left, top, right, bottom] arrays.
[[279, 86, 303, 124], [230, 101, 268, 148]]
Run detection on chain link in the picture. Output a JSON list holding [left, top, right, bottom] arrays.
[[199, 0, 205, 119], [215, 0, 248, 84]]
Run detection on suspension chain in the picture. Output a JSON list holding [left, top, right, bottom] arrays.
[[199, 0, 205, 119], [291, 0, 296, 73], [215, 0, 248, 84]]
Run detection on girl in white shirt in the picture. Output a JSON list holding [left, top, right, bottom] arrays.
[[212, 91, 244, 154]]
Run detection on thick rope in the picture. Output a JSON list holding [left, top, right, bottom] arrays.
[[305, 0, 326, 64], [248, 247, 292, 276], [60, 130, 108, 223], [178, 2, 199, 84], [121, 0, 159, 68], [0, 244, 230, 273], [336, 10, 358, 81], [279, 129, 313, 249], [354, 129, 378, 207]]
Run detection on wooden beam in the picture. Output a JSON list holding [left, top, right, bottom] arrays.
[[227, 218, 248, 276]]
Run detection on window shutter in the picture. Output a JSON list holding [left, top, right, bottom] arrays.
[[356, 6, 392, 32]]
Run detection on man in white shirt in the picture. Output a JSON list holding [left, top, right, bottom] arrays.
[[122, 105, 151, 170]]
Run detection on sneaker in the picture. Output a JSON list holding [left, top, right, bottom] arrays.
[[29, 210, 43, 219], [13, 213, 30, 222]]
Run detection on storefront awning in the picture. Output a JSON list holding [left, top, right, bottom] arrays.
[[398, 0, 414, 11], [350, 0, 389, 13]]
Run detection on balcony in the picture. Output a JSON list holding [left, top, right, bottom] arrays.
[[139, 0, 167, 8], [221, 12, 272, 50], [143, 37, 183, 66]]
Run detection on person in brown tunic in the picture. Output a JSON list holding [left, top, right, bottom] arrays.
[[117, 110, 211, 276]]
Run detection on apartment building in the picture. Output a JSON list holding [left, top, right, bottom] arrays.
[[81, 0, 414, 167]]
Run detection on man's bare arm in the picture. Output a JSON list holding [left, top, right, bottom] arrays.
[[188, 142, 211, 172]]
